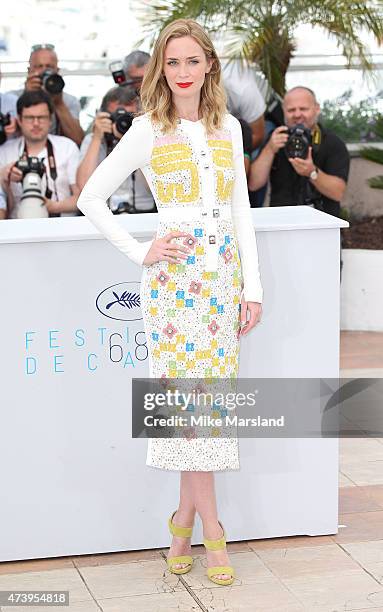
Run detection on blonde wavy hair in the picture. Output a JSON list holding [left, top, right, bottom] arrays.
[[140, 19, 227, 134]]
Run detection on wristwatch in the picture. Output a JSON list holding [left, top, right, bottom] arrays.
[[309, 166, 319, 181]]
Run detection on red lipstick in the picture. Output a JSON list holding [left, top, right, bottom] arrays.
[[177, 82, 193, 88]]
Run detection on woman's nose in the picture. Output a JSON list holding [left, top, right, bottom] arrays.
[[177, 62, 190, 77]]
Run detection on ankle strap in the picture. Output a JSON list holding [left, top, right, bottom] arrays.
[[203, 521, 226, 550], [168, 511, 193, 538]]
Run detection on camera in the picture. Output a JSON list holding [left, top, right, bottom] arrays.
[[109, 107, 134, 135], [284, 123, 312, 159], [15, 156, 48, 218], [0, 112, 11, 145], [104, 107, 134, 152], [40, 69, 65, 95]]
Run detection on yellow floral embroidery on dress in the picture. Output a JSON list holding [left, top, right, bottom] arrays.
[[151, 143, 199, 204], [208, 138, 235, 202]]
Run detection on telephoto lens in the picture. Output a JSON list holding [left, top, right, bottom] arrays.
[[15, 157, 48, 218]]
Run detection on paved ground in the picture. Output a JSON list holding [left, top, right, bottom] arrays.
[[1, 331, 382, 611]]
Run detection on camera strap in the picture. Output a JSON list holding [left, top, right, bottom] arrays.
[[303, 124, 324, 208], [312, 125, 322, 155]]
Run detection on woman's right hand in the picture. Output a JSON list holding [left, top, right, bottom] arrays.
[[143, 231, 192, 266]]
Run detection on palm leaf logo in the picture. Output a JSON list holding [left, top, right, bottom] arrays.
[[106, 291, 141, 310]]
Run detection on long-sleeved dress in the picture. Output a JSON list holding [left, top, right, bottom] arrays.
[[77, 112, 263, 472]]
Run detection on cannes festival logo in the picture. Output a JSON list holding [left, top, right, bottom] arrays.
[[96, 282, 142, 321]]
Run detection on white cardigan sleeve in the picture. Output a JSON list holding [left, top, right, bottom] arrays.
[[76, 115, 154, 266], [230, 115, 263, 303]]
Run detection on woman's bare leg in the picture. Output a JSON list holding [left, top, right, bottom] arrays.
[[190, 471, 232, 581], [167, 471, 196, 569]]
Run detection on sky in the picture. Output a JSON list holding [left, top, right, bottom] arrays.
[[1, 0, 382, 116]]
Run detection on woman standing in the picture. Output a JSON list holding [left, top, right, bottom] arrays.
[[77, 19, 263, 586]]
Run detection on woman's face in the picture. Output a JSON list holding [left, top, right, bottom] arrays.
[[163, 35, 212, 100]]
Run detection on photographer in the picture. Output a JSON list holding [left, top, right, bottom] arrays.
[[0, 92, 18, 144], [9, 44, 84, 146], [77, 86, 155, 214], [0, 90, 80, 219], [122, 50, 150, 94], [1, 65, 19, 143], [249, 86, 350, 218]]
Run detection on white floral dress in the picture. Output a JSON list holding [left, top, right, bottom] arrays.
[[77, 112, 263, 471]]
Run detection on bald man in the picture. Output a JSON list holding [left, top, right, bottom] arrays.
[[10, 46, 84, 146], [249, 86, 350, 218]]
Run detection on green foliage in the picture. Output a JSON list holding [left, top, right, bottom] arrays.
[[368, 175, 383, 188], [360, 147, 383, 164], [136, 0, 383, 96], [340, 206, 350, 222], [355, 118, 383, 190], [320, 90, 383, 143]]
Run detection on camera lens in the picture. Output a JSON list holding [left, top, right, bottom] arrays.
[[115, 111, 134, 135], [41, 70, 65, 94]]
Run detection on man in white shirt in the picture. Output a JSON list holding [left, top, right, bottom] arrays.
[[0, 89, 80, 219], [221, 60, 267, 149], [9, 44, 84, 146], [77, 86, 155, 214]]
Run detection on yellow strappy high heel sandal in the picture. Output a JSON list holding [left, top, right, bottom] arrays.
[[203, 521, 235, 586], [167, 510, 194, 575]]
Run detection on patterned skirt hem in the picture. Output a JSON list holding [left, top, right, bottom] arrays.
[[145, 459, 240, 471]]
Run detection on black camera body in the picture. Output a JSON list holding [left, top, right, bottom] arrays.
[[40, 70, 65, 95], [109, 107, 134, 136], [16, 156, 46, 178], [285, 123, 312, 159], [0, 112, 11, 145]]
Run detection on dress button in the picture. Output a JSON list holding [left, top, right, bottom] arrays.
[[204, 163, 210, 169], [209, 235, 216, 244]]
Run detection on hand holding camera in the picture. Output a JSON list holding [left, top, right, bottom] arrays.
[[93, 108, 134, 149], [93, 112, 114, 140], [0, 114, 18, 145], [5, 162, 23, 183], [268, 123, 316, 176], [14, 156, 48, 218], [25, 70, 65, 101], [267, 125, 290, 155], [288, 146, 316, 178]]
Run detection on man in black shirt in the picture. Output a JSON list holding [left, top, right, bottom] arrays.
[[248, 86, 350, 218]]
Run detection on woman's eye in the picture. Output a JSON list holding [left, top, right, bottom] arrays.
[[190, 60, 199, 64], [167, 60, 177, 66]]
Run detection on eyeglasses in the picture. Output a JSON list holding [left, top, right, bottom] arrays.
[[31, 44, 55, 52], [22, 114, 51, 123]]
